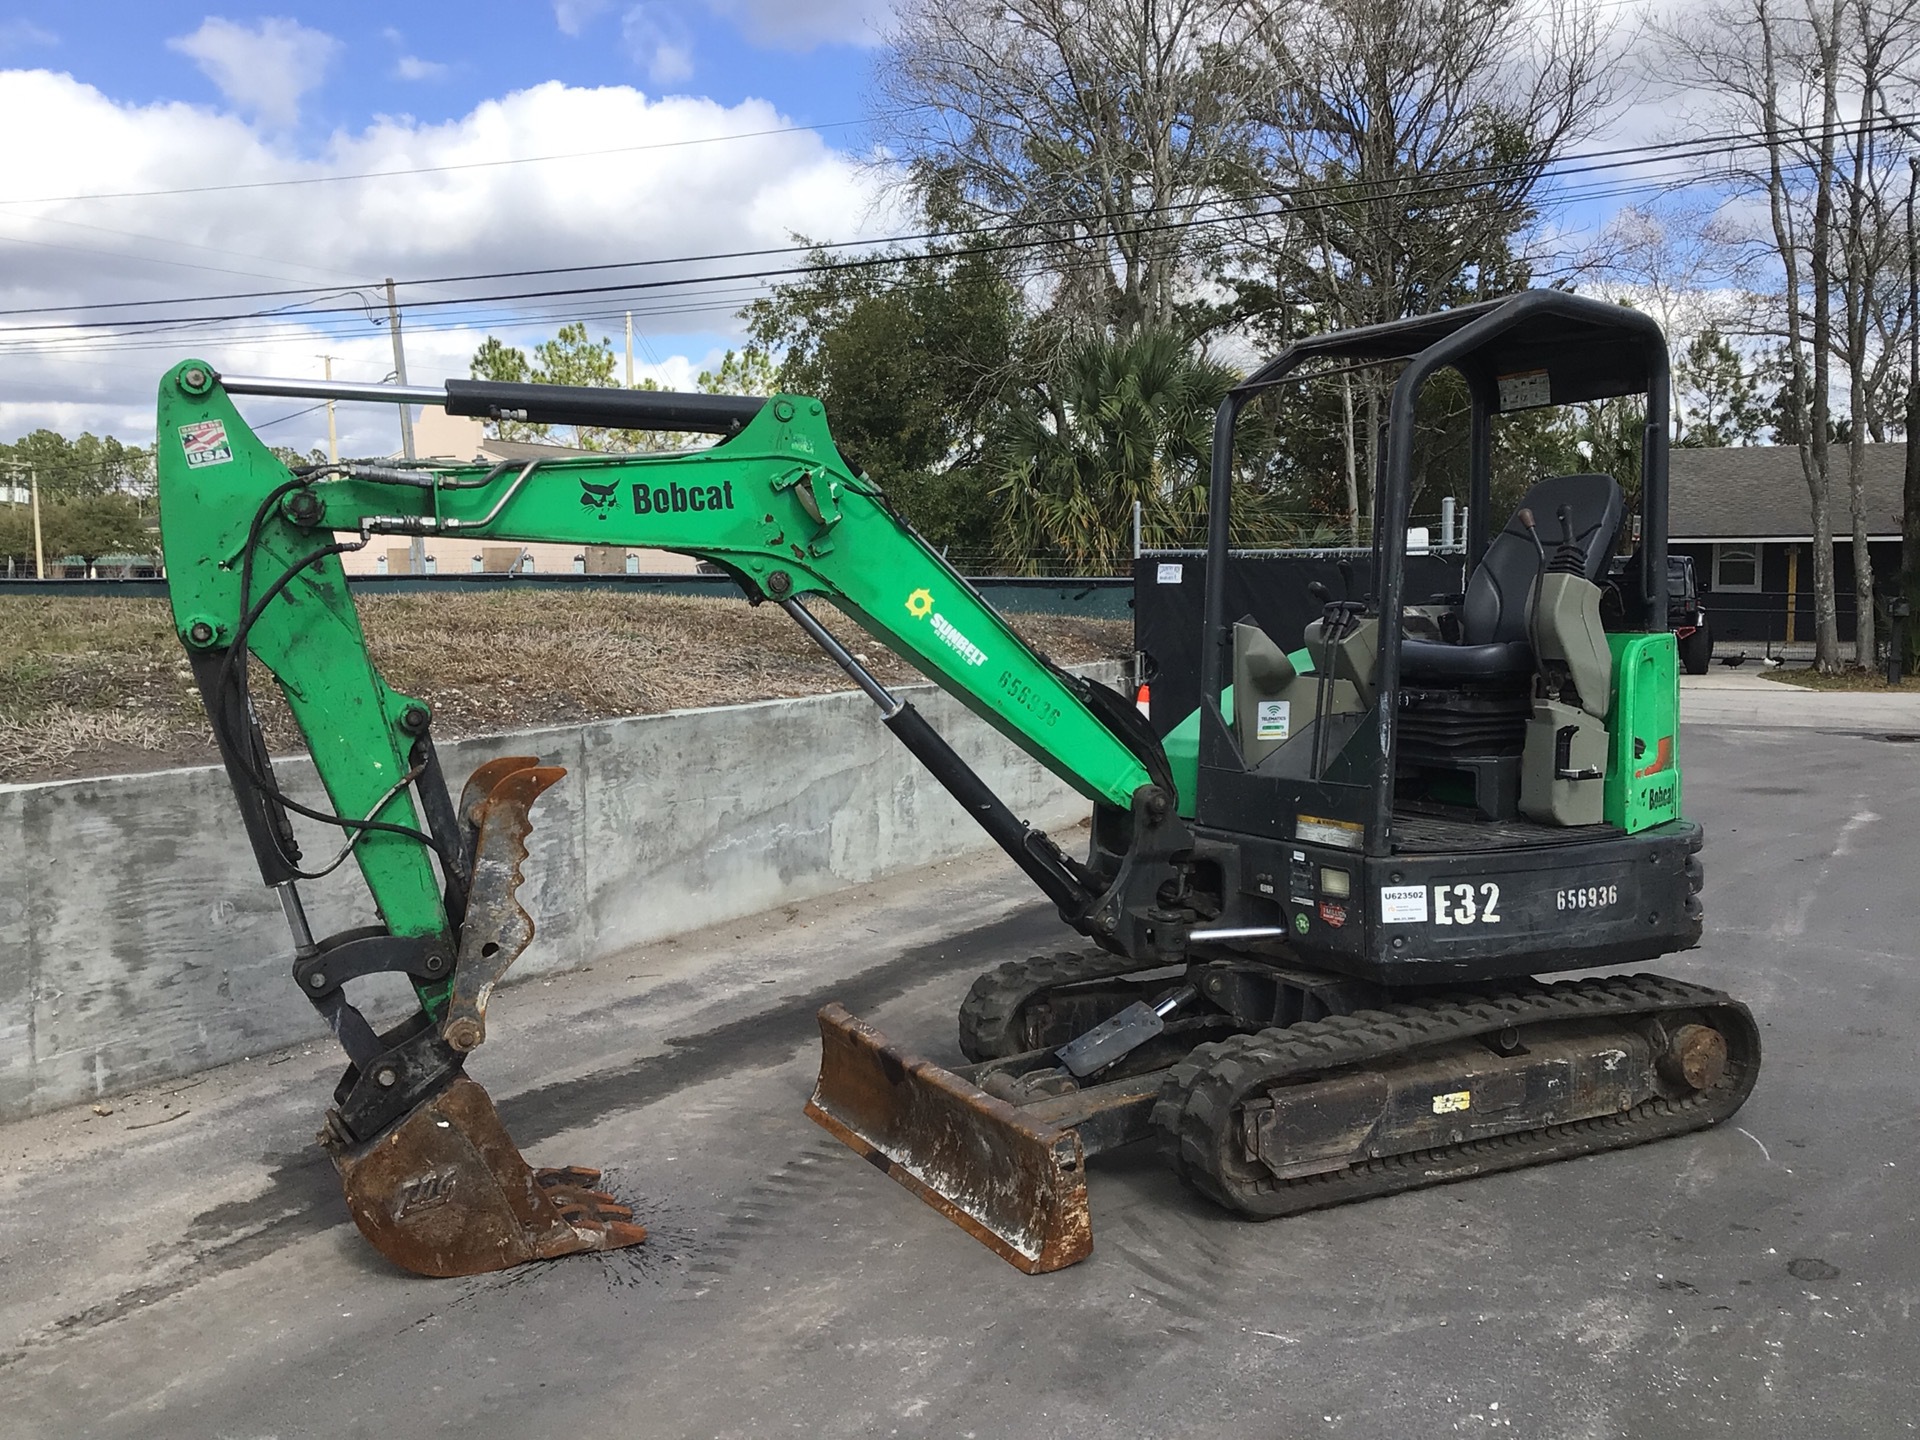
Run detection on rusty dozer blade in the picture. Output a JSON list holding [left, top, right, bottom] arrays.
[[330, 1075, 647, 1278], [325, 757, 646, 1277], [804, 1003, 1092, 1274]]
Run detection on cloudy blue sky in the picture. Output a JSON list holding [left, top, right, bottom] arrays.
[[0, 2, 1707, 457], [0, 2, 899, 453]]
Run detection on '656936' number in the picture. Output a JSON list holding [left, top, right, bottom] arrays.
[[1556, 884, 1618, 911], [997, 669, 1062, 726]]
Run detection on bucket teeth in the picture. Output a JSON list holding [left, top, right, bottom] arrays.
[[330, 1075, 646, 1278]]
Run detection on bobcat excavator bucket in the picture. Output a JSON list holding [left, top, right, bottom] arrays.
[[326, 758, 648, 1278], [804, 1003, 1093, 1273], [329, 1076, 648, 1277]]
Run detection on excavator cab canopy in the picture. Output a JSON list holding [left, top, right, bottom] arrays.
[[1195, 290, 1674, 855]]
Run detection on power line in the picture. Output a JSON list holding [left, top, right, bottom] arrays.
[[0, 282, 776, 361], [252, 401, 331, 431], [11, 105, 1911, 326], [0, 149, 1770, 365], [7, 107, 1914, 374]]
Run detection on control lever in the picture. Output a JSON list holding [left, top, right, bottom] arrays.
[[1519, 507, 1549, 667], [1306, 575, 1367, 781]]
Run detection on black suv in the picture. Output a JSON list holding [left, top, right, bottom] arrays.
[[1667, 554, 1712, 674], [1604, 553, 1712, 674]]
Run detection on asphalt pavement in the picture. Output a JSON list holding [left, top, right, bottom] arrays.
[[2, 708, 1918, 1439]]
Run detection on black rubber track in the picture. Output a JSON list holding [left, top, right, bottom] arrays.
[[956, 949, 1150, 1062], [1150, 972, 1761, 1218]]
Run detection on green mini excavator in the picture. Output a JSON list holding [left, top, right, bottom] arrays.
[[155, 291, 1757, 1278]]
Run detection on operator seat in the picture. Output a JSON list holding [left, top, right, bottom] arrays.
[[1401, 473, 1624, 683], [1395, 473, 1623, 821]]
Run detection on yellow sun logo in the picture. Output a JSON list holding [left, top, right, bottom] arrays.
[[905, 588, 934, 618]]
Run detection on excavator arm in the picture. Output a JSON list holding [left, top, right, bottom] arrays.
[[156, 360, 1186, 1277]]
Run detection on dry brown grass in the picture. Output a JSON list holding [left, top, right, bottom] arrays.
[[1, 591, 1130, 783]]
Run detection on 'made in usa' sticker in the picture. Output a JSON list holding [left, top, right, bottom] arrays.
[[180, 420, 233, 468]]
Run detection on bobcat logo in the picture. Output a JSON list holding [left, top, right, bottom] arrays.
[[579, 477, 620, 511]]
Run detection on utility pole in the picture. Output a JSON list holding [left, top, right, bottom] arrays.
[[385, 277, 424, 574], [1902, 154, 1920, 675], [625, 311, 634, 387], [318, 354, 339, 465], [30, 465, 45, 579]]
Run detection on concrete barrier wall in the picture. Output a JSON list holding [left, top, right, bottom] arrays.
[[0, 663, 1122, 1121]]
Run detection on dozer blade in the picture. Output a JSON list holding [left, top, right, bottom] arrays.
[[331, 1075, 647, 1278], [804, 1003, 1092, 1274]]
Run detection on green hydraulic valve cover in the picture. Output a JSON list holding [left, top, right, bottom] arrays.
[[1604, 632, 1681, 833]]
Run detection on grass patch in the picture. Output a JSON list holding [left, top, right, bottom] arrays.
[[1761, 665, 1920, 692], [1, 591, 1131, 783]]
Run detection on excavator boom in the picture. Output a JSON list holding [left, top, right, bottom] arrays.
[[155, 361, 1167, 1276]]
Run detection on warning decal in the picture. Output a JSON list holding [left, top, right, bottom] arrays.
[[179, 420, 233, 468], [1496, 369, 1552, 411]]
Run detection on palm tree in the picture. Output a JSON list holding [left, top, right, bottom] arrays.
[[991, 330, 1235, 574]]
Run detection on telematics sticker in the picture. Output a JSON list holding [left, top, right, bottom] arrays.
[[179, 420, 232, 468], [1432, 1090, 1471, 1115], [1255, 699, 1290, 739], [1380, 884, 1429, 924]]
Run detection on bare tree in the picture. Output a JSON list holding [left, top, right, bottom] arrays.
[[1234, 0, 1621, 539], [1249, 0, 1617, 324], [1669, 0, 1920, 669], [877, 0, 1258, 340], [1587, 204, 1759, 443]]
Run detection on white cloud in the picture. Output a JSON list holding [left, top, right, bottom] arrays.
[[623, 5, 695, 86], [705, 0, 887, 51], [0, 20, 57, 52], [0, 71, 905, 452], [394, 54, 449, 82], [557, 0, 885, 53], [553, 1, 614, 36], [167, 16, 341, 128]]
